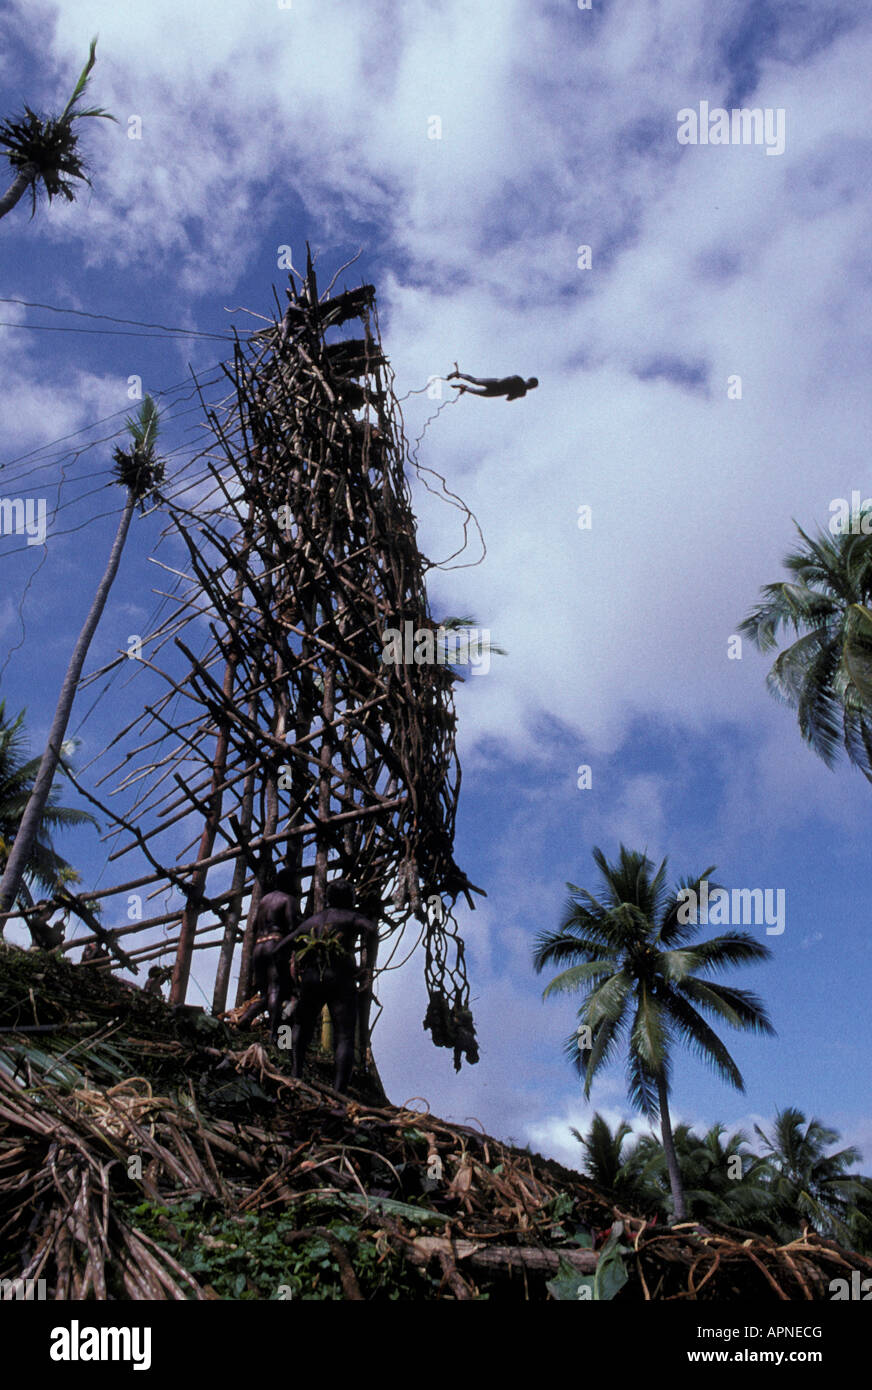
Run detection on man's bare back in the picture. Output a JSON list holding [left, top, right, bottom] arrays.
[[256, 887, 297, 939], [275, 906, 375, 981], [236, 869, 300, 1041]]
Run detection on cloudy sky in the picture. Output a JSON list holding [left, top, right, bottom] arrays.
[[1, 0, 871, 1173]]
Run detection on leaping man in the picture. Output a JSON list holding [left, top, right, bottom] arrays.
[[447, 362, 538, 401]]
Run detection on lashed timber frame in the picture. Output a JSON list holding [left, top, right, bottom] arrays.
[[25, 253, 482, 1072]]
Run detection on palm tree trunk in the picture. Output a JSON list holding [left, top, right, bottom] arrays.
[[656, 1071, 687, 1223], [0, 491, 137, 914], [0, 162, 37, 221]]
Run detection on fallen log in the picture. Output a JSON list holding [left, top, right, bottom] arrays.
[[407, 1236, 598, 1277]]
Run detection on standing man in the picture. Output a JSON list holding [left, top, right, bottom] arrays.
[[273, 879, 378, 1094], [237, 866, 300, 1042]]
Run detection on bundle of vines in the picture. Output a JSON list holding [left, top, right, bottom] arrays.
[[1, 950, 868, 1301]]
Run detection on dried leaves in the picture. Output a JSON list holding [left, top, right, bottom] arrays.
[[2, 952, 869, 1300]]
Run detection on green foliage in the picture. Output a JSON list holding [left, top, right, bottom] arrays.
[[739, 519, 872, 779], [339, 1193, 450, 1226], [545, 1191, 575, 1223], [546, 1258, 590, 1301], [540, 1190, 580, 1241], [534, 844, 774, 1118], [123, 1194, 436, 1301], [59, 38, 112, 123], [754, 1107, 872, 1246], [546, 1222, 630, 1301], [112, 396, 166, 505], [0, 701, 96, 905], [433, 614, 507, 679], [0, 37, 116, 215], [571, 1109, 872, 1253], [571, 1112, 651, 1210]]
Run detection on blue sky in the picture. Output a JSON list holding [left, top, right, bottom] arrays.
[[1, 0, 870, 1173]]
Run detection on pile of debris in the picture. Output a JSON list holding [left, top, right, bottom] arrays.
[[1, 949, 868, 1300]]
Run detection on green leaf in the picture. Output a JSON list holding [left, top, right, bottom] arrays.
[[546, 1257, 593, 1301], [593, 1221, 630, 1301], [596, 1248, 629, 1301], [339, 1193, 448, 1225], [547, 1192, 575, 1221], [59, 38, 118, 124]]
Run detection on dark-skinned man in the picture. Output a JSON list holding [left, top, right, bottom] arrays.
[[80, 938, 110, 968], [26, 899, 66, 950], [447, 362, 538, 401], [272, 879, 378, 1095], [237, 867, 300, 1043]]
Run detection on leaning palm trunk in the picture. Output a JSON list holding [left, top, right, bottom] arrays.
[[657, 1071, 687, 1222], [0, 161, 36, 220], [0, 492, 137, 915]]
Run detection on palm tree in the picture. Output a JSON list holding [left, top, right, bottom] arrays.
[[533, 845, 775, 1221], [739, 515, 872, 780], [636, 1122, 772, 1227], [0, 398, 165, 915], [0, 702, 95, 919], [844, 1177, 872, 1255], [434, 615, 506, 676], [0, 37, 116, 222], [571, 1112, 659, 1213], [754, 1107, 870, 1244]]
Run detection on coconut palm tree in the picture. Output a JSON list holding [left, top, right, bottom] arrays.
[[533, 845, 775, 1221], [434, 615, 506, 676], [0, 37, 116, 222], [631, 1121, 772, 1228], [0, 398, 165, 915], [844, 1177, 872, 1255], [754, 1107, 870, 1244], [688, 1122, 772, 1226], [571, 1112, 659, 1213], [738, 514, 872, 780], [0, 702, 95, 919]]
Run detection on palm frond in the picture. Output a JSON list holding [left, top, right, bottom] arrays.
[[658, 988, 745, 1091], [794, 638, 845, 766], [626, 1046, 660, 1119], [657, 867, 718, 946], [541, 959, 616, 999], [740, 517, 872, 774], [580, 1014, 626, 1094], [59, 37, 117, 125], [678, 977, 775, 1035], [665, 931, 772, 975], [627, 986, 669, 1077]]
